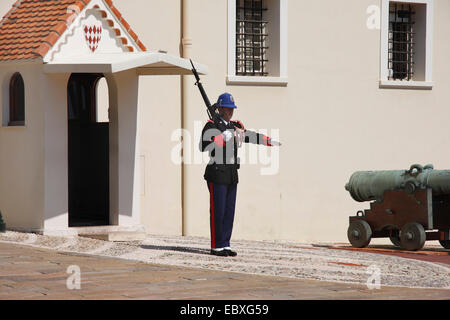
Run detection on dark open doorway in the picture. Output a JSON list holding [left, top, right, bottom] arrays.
[[68, 73, 110, 227]]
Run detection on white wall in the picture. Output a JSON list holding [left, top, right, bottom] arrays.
[[113, 0, 183, 235], [0, 63, 45, 231], [106, 69, 141, 227], [181, 0, 450, 243], [41, 72, 71, 232]]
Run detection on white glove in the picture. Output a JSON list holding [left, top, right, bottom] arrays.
[[270, 140, 282, 147], [235, 128, 245, 148], [222, 130, 233, 142]]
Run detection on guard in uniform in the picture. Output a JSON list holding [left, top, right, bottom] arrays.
[[200, 93, 281, 257]]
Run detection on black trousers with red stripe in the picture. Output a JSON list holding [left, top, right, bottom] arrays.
[[207, 182, 238, 249]]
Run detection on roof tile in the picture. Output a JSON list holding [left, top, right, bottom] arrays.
[[110, 6, 122, 20], [53, 21, 68, 35], [42, 31, 60, 46], [120, 17, 130, 31], [137, 40, 146, 52]]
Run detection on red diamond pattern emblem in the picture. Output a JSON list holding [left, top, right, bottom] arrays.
[[84, 24, 102, 52]]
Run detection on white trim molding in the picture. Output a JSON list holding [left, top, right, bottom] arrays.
[[380, 0, 434, 89], [227, 0, 288, 86]]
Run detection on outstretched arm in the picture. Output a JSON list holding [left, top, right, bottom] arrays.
[[232, 121, 282, 147]]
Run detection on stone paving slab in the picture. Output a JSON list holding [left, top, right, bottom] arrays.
[[0, 243, 449, 300]]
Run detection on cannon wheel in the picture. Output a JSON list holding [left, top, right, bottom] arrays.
[[385, 227, 401, 247], [400, 222, 426, 251], [390, 235, 402, 247], [439, 240, 450, 249], [348, 220, 372, 248]]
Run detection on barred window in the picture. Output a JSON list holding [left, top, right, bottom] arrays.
[[236, 0, 268, 76], [380, 0, 433, 88], [388, 3, 415, 81]]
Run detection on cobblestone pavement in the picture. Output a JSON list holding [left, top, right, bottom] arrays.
[[0, 234, 449, 299]]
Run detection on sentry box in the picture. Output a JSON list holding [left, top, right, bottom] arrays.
[[345, 164, 450, 251]]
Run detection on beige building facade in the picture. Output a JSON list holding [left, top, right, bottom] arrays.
[[0, 0, 449, 243]]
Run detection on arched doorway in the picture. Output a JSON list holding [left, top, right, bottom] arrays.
[[67, 73, 110, 227]]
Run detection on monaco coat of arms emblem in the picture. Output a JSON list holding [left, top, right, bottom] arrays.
[[84, 25, 102, 52]]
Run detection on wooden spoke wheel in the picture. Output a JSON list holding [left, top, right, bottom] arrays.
[[400, 222, 426, 251], [348, 220, 372, 248], [439, 240, 450, 249]]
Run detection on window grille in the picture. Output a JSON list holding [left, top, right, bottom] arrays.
[[236, 0, 268, 76], [388, 3, 415, 81]]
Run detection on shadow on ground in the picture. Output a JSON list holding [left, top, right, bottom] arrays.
[[362, 245, 449, 252], [140, 244, 211, 255]]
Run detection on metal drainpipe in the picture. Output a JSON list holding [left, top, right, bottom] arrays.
[[180, 0, 192, 236]]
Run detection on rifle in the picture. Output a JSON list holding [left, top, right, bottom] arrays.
[[190, 59, 224, 130]]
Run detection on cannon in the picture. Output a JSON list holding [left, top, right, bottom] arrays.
[[345, 164, 450, 251]]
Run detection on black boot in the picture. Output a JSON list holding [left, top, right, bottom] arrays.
[[210, 249, 229, 257], [224, 249, 237, 257]]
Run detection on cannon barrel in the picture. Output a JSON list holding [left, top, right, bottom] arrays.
[[345, 164, 450, 202]]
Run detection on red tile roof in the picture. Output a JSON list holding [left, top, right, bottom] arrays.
[[0, 0, 147, 61]]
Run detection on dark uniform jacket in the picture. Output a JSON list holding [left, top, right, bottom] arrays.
[[200, 119, 271, 185]]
